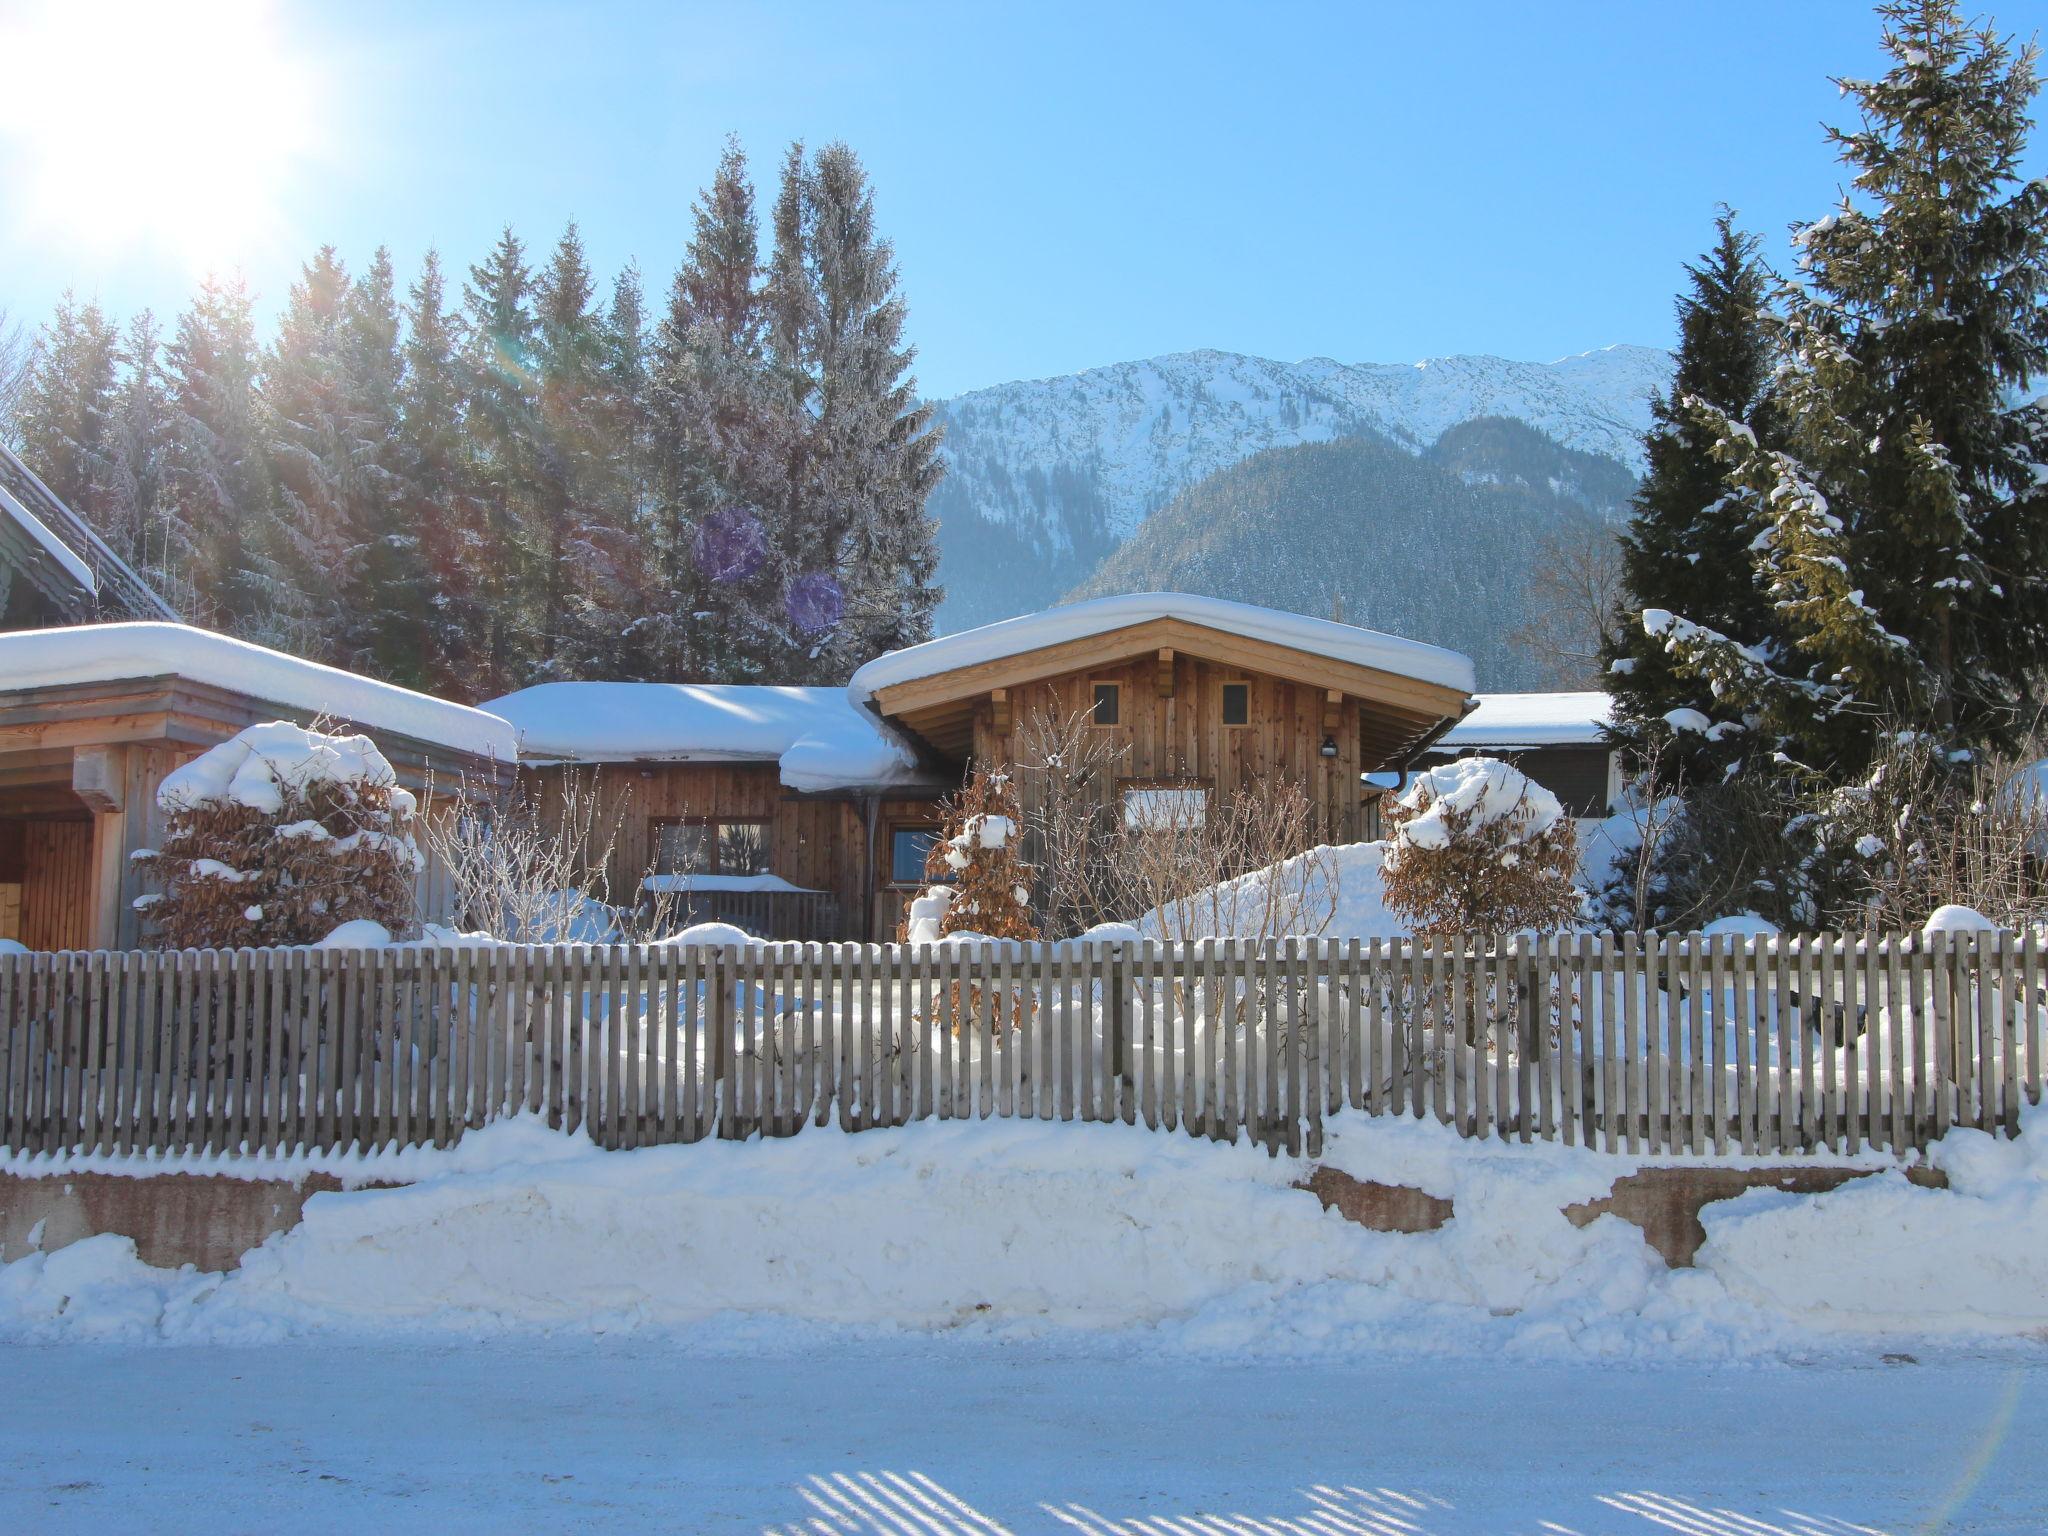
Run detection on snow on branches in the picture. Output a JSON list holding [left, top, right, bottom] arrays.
[[1380, 758, 1580, 937], [900, 764, 1039, 944], [133, 722, 424, 949]]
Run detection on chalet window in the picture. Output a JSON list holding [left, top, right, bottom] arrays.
[[652, 817, 771, 876], [1220, 682, 1250, 726], [890, 825, 945, 886], [1122, 785, 1208, 831], [1091, 681, 1120, 726]]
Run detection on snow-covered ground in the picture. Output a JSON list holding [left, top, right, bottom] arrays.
[[6, 1110, 2047, 1530], [3, 1338, 2041, 1533]]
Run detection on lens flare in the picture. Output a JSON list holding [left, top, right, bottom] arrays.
[[0, 0, 318, 276]]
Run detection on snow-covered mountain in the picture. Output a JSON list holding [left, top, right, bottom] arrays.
[[926, 344, 1673, 631]]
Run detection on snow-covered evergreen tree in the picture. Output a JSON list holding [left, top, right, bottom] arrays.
[[1601, 212, 1776, 787], [345, 247, 431, 685], [530, 223, 611, 678], [1649, 1, 2048, 775], [15, 291, 121, 532], [644, 137, 819, 684], [160, 274, 270, 629], [462, 227, 542, 694], [774, 142, 945, 681], [398, 250, 487, 694], [103, 311, 169, 582]]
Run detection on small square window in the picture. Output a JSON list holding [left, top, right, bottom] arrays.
[[1220, 682, 1250, 726], [1124, 786, 1207, 830], [890, 826, 943, 885], [1091, 682, 1120, 726]]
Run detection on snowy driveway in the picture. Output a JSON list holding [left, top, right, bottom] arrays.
[[3, 1340, 2041, 1534]]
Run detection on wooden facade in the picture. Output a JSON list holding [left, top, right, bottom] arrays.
[[529, 759, 946, 943], [540, 614, 1473, 942], [0, 674, 507, 951]]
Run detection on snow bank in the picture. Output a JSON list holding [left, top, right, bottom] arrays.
[[850, 592, 1477, 700], [9, 1108, 2039, 1359], [1137, 842, 1405, 942], [483, 681, 929, 792], [1440, 691, 1611, 749], [0, 623, 515, 759]]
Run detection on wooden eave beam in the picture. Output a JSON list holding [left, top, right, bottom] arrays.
[[1155, 648, 1175, 698]]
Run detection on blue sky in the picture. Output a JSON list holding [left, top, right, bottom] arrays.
[[3, 0, 2043, 399]]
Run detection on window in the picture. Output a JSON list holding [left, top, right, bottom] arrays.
[[1091, 681, 1120, 726], [1220, 681, 1250, 727], [890, 825, 944, 885], [652, 818, 771, 876], [1122, 786, 1208, 831]]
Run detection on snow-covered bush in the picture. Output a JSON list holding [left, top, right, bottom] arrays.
[[133, 722, 423, 949], [1380, 757, 1579, 937], [900, 766, 1038, 943], [1807, 729, 2048, 933]]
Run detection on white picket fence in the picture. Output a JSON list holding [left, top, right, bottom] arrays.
[[1, 931, 2040, 1160]]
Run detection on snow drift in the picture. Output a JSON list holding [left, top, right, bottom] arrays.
[[4, 1109, 2043, 1359]]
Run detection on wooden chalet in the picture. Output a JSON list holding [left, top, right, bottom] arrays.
[[490, 595, 1477, 941], [0, 625, 516, 950], [1419, 690, 1620, 818]]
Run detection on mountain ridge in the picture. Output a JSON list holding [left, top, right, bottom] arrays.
[[926, 342, 1672, 632]]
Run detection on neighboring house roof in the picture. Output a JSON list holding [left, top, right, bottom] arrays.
[[0, 622, 517, 761], [0, 443, 179, 621], [482, 681, 934, 794], [1437, 691, 1614, 750], [850, 592, 1477, 701]]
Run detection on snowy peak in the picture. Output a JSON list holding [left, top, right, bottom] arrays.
[[925, 342, 1671, 631]]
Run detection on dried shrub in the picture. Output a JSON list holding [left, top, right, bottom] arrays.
[[1012, 707, 1126, 937], [1381, 757, 1580, 938], [423, 768, 671, 942], [1105, 774, 1336, 944], [898, 764, 1039, 943], [134, 722, 421, 948]]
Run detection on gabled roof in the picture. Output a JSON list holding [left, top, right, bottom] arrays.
[[0, 622, 517, 761], [852, 593, 1476, 702], [1438, 691, 1614, 750], [482, 681, 936, 794], [849, 593, 1476, 765], [0, 443, 179, 622]]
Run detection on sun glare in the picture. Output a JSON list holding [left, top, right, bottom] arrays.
[[0, 0, 317, 274]]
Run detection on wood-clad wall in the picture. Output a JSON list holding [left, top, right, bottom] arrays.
[[969, 652, 1371, 843], [530, 762, 945, 941], [19, 818, 92, 951]]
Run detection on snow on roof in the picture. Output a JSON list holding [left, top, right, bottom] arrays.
[[849, 592, 1477, 700], [1439, 691, 1613, 749], [0, 623, 517, 760], [0, 474, 96, 595], [482, 682, 931, 793]]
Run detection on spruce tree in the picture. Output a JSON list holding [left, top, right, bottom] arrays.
[[105, 311, 170, 582], [530, 224, 609, 677], [398, 251, 488, 694], [802, 142, 945, 675], [1602, 212, 1777, 787], [462, 227, 542, 694], [651, 136, 789, 682], [1648, 0, 2048, 774], [160, 274, 270, 628], [346, 247, 432, 684], [15, 292, 121, 532]]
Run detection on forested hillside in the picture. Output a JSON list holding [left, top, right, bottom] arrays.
[[1067, 418, 1625, 689]]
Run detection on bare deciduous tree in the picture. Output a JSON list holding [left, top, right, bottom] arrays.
[[1506, 512, 1624, 690]]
